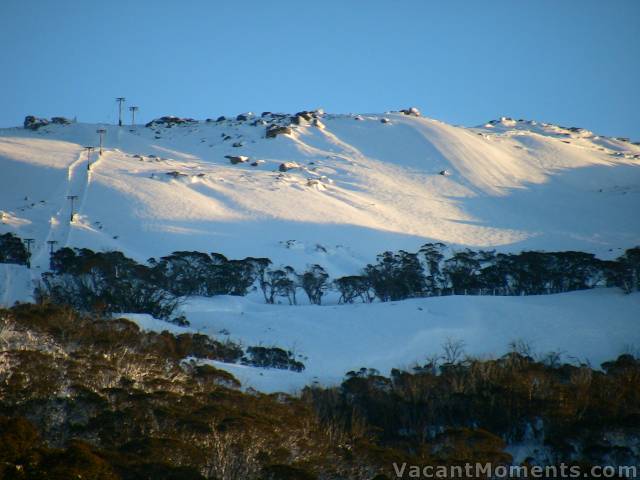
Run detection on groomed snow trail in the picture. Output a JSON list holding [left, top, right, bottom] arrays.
[[30, 151, 89, 270]]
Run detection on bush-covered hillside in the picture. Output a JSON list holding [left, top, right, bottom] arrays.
[[1, 304, 639, 479]]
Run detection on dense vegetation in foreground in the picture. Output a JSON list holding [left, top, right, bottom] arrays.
[[1, 304, 638, 479]]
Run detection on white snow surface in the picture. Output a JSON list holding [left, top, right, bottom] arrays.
[[126, 288, 640, 394], [1, 112, 639, 391]]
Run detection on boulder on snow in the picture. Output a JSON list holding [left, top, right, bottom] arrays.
[[225, 155, 250, 165], [266, 125, 293, 138], [166, 171, 188, 178], [487, 116, 517, 127], [380, 118, 391, 124], [24, 116, 49, 130], [439, 170, 451, 176], [400, 107, 421, 117], [236, 112, 254, 122], [306, 178, 326, 189], [290, 110, 326, 125], [250, 160, 265, 167], [499, 116, 517, 127], [279, 162, 299, 172]]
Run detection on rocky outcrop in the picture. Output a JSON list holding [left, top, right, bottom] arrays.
[[291, 115, 309, 125], [24, 115, 73, 130], [23, 116, 50, 130], [145, 116, 197, 128], [400, 107, 421, 117], [51, 117, 72, 125], [266, 125, 293, 139]]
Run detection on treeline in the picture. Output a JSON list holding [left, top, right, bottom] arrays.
[[37, 248, 332, 317], [4, 231, 637, 315], [34, 244, 640, 320], [337, 244, 640, 302], [0, 232, 30, 266], [37, 249, 182, 320], [1, 303, 639, 479]]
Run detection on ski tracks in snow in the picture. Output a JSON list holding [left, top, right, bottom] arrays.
[[30, 151, 91, 270]]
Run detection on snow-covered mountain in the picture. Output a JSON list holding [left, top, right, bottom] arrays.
[[1, 110, 639, 391]]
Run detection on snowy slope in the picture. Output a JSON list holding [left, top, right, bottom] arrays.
[[1, 112, 639, 276], [1, 111, 639, 391], [126, 288, 640, 393]]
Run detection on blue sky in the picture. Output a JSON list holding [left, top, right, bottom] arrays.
[[1, 0, 639, 138]]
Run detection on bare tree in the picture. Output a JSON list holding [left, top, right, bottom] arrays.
[[441, 338, 465, 364]]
